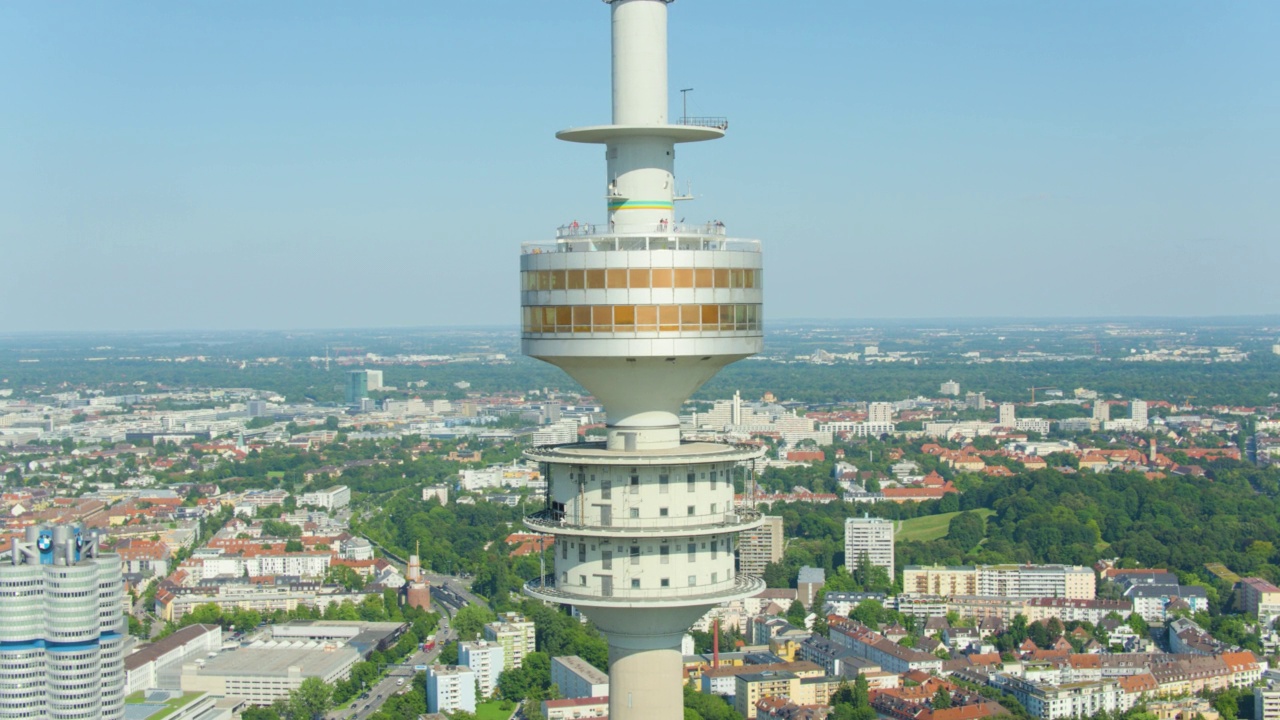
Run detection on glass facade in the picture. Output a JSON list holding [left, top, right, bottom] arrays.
[[522, 303, 761, 334], [522, 267, 759, 291]]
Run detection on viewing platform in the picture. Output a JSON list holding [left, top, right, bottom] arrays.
[[524, 573, 764, 608], [524, 229, 759, 255], [524, 507, 764, 538], [523, 440, 764, 466]]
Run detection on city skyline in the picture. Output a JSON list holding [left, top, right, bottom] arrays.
[[3, 1, 1278, 331]]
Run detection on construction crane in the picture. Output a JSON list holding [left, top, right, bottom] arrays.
[[1028, 386, 1055, 403]]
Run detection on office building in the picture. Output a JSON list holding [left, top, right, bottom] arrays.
[[364, 369, 383, 391], [845, 516, 895, 580], [427, 665, 477, 714], [519, 2, 767, 718], [0, 524, 126, 720], [738, 515, 785, 577], [551, 656, 610, 700], [345, 370, 368, 405], [459, 641, 504, 698], [940, 380, 961, 396]]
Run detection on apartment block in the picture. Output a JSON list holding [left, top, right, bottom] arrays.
[[845, 515, 895, 580], [459, 641, 504, 697], [552, 655, 609, 700], [738, 514, 784, 577], [484, 612, 537, 671], [428, 665, 477, 714]]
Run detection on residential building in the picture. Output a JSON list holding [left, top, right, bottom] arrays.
[[428, 665, 477, 714], [733, 669, 842, 719], [739, 515, 785, 577], [1131, 400, 1149, 427], [543, 696, 609, 720], [459, 641, 504, 697], [1256, 681, 1280, 720], [797, 566, 825, 608], [828, 618, 943, 675], [823, 591, 887, 618], [552, 655, 609, 700], [999, 404, 1016, 428], [1093, 401, 1110, 423], [298, 485, 351, 511], [941, 381, 961, 396], [845, 515, 895, 580], [0, 524, 126, 720], [1239, 578, 1280, 618], [869, 402, 895, 425], [994, 676, 1126, 720], [484, 613, 537, 671], [903, 564, 1095, 600]]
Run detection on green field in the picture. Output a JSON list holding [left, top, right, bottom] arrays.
[[474, 700, 518, 720], [895, 509, 995, 543]]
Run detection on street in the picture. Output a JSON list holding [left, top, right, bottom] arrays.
[[329, 625, 456, 720]]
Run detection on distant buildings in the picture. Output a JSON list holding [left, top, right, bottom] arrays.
[[1239, 577, 1280, 618], [428, 665, 477, 714], [940, 380, 961, 396], [845, 515, 895, 580], [125, 624, 222, 695], [869, 402, 895, 424], [999, 403, 1016, 428], [345, 370, 369, 405], [298, 485, 350, 510]]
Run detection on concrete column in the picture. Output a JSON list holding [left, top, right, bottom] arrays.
[[609, 644, 683, 720]]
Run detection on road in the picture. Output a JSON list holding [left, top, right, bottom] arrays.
[[329, 625, 457, 720]]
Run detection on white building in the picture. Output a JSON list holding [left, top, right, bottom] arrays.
[[999, 403, 1017, 428], [298, 485, 351, 510], [1131, 400, 1149, 427], [428, 665, 477, 714], [940, 380, 961, 396], [124, 624, 223, 695], [1016, 418, 1053, 435], [1093, 400, 1110, 423], [738, 515, 784, 577], [996, 676, 1126, 720], [552, 656, 610, 700], [459, 641, 505, 698], [422, 485, 449, 505], [180, 641, 360, 706], [531, 419, 580, 446], [845, 516, 895, 580], [1257, 681, 1280, 720], [868, 403, 895, 425]]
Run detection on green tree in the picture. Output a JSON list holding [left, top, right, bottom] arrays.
[[452, 604, 497, 641], [933, 687, 953, 710], [285, 677, 333, 720]]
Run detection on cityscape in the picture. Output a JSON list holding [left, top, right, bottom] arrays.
[[4, 1, 1280, 720]]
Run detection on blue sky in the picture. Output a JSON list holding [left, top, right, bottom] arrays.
[[2, 1, 1277, 331]]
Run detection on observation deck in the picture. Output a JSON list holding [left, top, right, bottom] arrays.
[[556, 117, 727, 145], [524, 572, 764, 609], [524, 440, 764, 466], [524, 507, 763, 539]]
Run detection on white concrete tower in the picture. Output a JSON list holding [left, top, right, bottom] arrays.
[[521, 2, 766, 718]]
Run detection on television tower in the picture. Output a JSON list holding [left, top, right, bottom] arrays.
[[521, 1, 766, 718]]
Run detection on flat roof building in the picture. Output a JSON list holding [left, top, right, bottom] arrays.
[[179, 640, 360, 706], [428, 665, 476, 715], [552, 655, 610, 700]]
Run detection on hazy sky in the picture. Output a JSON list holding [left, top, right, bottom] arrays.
[[2, 1, 1277, 331]]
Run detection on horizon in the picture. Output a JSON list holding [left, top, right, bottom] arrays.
[[3, 1, 1278, 331]]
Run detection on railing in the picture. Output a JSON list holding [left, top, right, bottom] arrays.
[[555, 222, 727, 239], [524, 573, 762, 604], [524, 507, 762, 534], [678, 116, 729, 131], [525, 234, 760, 254]]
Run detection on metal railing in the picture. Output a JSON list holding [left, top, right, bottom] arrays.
[[678, 116, 729, 131], [524, 507, 762, 534], [524, 234, 760, 254], [555, 222, 728, 239], [524, 573, 762, 604]]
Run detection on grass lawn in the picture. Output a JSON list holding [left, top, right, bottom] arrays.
[[125, 692, 146, 705], [474, 699, 517, 720], [150, 692, 203, 720], [895, 509, 995, 543], [267, 471, 285, 478]]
